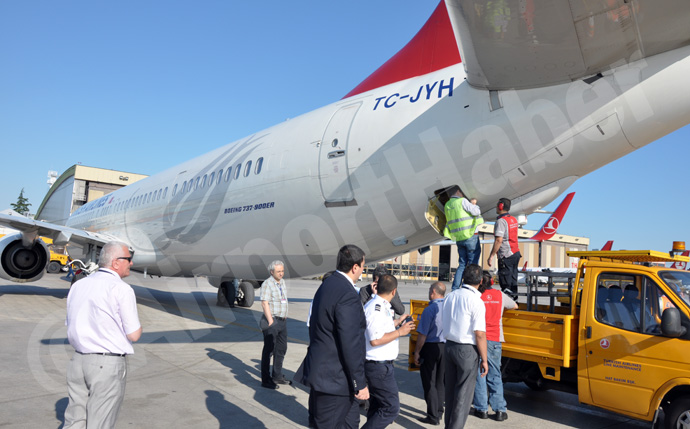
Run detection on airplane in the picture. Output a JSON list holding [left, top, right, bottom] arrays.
[[1, 0, 690, 308]]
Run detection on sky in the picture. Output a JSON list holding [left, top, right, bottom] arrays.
[[1, 1, 688, 253]]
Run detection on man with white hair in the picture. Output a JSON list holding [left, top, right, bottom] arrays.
[[259, 260, 290, 388], [64, 241, 142, 429]]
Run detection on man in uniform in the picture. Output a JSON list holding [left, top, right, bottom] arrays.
[[259, 260, 290, 388], [359, 265, 405, 316], [64, 241, 142, 429], [443, 186, 483, 291], [414, 281, 447, 426], [487, 198, 522, 296], [442, 264, 488, 429], [362, 274, 415, 428]]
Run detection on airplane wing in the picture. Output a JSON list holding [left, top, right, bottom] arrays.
[[0, 212, 114, 248], [445, 0, 690, 90]]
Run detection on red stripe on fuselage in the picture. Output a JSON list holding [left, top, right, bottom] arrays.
[[343, 1, 461, 99]]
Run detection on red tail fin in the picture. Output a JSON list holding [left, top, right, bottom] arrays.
[[601, 240, 614, 251], [529, 192, 575, 242], [521, 261, 528, 271], [671, 251, 690, 270]]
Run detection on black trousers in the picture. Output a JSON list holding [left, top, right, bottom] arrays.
[[260, 316, 287, 383], [311, 391, 356, 429], [498, 251, 521, 294], [420, 342, 445, 423], [362, 361, 400, 428]]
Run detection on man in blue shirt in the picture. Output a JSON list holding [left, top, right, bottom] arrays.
[[413, 281, 447, 425]]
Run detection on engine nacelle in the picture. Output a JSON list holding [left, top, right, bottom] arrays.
[[0, 233, 50, 283]]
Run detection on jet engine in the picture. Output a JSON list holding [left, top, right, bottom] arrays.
[[0, 233, 50, 283]]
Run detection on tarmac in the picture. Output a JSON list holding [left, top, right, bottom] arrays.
[[0, 272, 651, 428]]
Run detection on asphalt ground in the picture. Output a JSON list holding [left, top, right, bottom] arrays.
[[0, 273, 651, 428]]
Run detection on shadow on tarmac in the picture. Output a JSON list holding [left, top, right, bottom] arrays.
[[55, 397, 67, 428], [206, 348, 309, 427], [0, 284, 69, 299], [205, 390, 262, 429]]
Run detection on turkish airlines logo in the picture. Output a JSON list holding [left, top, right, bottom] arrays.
[[543, 217, 559, 235], [600, 338, 610, 349]]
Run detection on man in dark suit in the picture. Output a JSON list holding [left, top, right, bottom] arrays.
[[295, 244, 370, 429]]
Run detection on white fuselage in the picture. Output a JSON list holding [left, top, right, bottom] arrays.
[[66, 46, 690, 280]]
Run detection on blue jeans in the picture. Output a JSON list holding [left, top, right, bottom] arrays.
[[472, 340, 506, 412], [452, 235, 480, 291]]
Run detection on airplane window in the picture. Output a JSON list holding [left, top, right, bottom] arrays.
[[201, 174, 207, 188], [158, 188, 162, 200], [153, 190, 157, 201], [255, 157, 263, 174], [225, 167, 232, 182], [163, 187, 168, 198], [234, 164, 241, 180], [244, 161, 252, 177], [209, 172, 215, 185], [147, 192, 152, 203], [181, 181, 187, 194], [217, 169, 223, 184], [172, 184, 177, 196], [194, 177, 200, 190], [332, 138, 338, 147]]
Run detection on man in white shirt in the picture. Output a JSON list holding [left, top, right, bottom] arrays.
[[64, 241, 142, 429], [362, 274, 415, 428], [442, 264, 488, 428]]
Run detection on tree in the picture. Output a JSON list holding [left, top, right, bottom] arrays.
[[11, 188, 31, 215]]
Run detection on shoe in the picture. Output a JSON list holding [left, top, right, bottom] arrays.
[[417, 416, 440, 425], [273, 377, 292, 385], [261, 382, 279, 389], [473, 409, 489, 419], [495, 411, 508, 421]]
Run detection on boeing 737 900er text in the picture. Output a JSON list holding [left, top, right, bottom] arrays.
[[1, 0, 690, 307]]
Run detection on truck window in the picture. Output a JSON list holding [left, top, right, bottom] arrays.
[[595, 273, 640, 332], [659, 271, 690, 307], [643, 277, 677, 335]]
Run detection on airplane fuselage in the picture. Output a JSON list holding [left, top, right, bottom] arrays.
[[65, 46, 690, 280]]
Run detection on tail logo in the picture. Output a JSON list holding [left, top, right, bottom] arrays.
[[543, 217, 560, 235]]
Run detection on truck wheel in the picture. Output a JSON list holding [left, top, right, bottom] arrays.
[[237, 281, 255, 307], [47, 261, 61, 274], [665, 396, 690, 429]]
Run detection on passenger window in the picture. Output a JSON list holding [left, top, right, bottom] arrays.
[[194, 177, 200, 190], [234, 164, 241, 180], [181, 181, 187, 194], [147, 192, 152, 203], [217, 169, 223, 184], [153, 190, 158, 201], [172, 185, 177, 196], [201, 174, 207, 188], [255, 157, 263, 174], [225, 167, 232, 182], [163, 187, 168, 198], [244, 161, 252, 177], [595, 273, 640, 332], [209, 172, 215, 185]]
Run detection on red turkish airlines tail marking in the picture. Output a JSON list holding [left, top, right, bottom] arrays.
[[529, 192, 575, 242]]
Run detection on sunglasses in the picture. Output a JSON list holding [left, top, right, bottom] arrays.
[[117, 256, 133, 262]]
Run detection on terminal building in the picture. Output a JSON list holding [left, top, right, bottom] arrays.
[[35, 165, 147, 225]]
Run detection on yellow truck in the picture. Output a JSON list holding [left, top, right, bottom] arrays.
[[499, 246, 690, 428], [39, 237, 70, 274]]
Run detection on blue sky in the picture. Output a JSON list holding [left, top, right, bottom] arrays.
[[1, 1, 688, 252]]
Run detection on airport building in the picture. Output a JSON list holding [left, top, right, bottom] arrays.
[[370, 223, 589, 282], [34, 165, 147, 225]]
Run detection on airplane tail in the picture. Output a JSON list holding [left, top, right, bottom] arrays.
[[670, 251, 689, 270], [343, 1, 460, 98], [529, 192, 575, 242], [601, 240, 614, 251]]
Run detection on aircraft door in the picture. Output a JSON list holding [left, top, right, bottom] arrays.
[[319, 103, 361, 206]]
